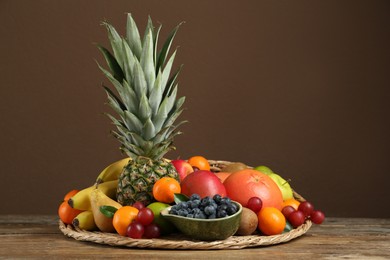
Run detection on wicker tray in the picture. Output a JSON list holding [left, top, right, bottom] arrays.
[[59, 160, 312, 250]]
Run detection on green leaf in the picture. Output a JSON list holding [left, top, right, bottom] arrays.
[[149, 70, 163, 116], [126, 13, 142, 59], [174, 193, 189, 204], [121, 39, 136, 83], [143, 118, 155, 141], [161, 50, 177, 91], [138, 94, 152, 123], [103, 22, 125, 71], [133, 60, 147, 100], [99, 205, 118, 218], [140, 29, 155, 94], [156, 22, 184, 74], [96, 44, 124, 82]]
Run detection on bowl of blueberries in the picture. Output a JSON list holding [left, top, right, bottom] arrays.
[[160, 194, 242, 241]]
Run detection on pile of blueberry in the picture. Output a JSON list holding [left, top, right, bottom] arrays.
[[169, 194, 238, 219]]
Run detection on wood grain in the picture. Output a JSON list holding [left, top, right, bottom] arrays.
[[0, 215, 389, 259]]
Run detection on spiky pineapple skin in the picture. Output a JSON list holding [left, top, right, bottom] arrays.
[[117, 157, 179, 206]]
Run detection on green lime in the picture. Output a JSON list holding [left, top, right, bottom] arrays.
[[147, 202, 177, 234]]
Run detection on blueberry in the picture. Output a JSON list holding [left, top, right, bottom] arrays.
[[180, 202, 189, 209], [213, 194, 222, 204], [218, 204, 228, 212], [208, 213, 217, 219], [178, 209, 189, 216], [194, 211, 206, 219], [217, 209, 227, 218], [201, 196, 214, 207], [186, 214, 194, 218], [189, 199, 201, 209], [226, 204, 238, 215], [192, 208, 201, 214], [221, 197, 231, 205], [190, 194, 201, 201], [204, 205, 216, 216]]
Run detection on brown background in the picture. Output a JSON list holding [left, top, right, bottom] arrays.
[[1, 0, 389, 217]]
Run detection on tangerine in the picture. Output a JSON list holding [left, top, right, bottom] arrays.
[[257, 207, 286, 235], [63, 189, 79, 202], [188, 156, 210, 171], [58, 201, 83, 224], [152, 177, 181, 204], [281, 198, 301, 210], [112, 206, 139, 236]]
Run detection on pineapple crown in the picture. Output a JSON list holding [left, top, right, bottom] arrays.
[[97, 13, 186, 160]]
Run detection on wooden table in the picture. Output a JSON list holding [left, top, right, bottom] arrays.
[[0, 215, 389, 259]]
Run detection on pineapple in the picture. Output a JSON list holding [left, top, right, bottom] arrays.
[[97, 14, 186, 206]]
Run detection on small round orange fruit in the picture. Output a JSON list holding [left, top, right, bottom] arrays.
[[257, 207, 286, 236], [63, 189, 79, 202], [188, 156, 210, 171], [152, 177, 181, 204], [58, 201, 83, 225], [113, 206, 139, 236]]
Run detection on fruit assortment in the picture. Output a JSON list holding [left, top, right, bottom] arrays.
[[58, 13, 324, 245], [59, 156, 325, 241]]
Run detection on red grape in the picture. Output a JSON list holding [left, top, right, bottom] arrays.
[[281, 206, 296, 218], [126, 222, 144, 238], [132, 201, 145, 210], [310, 210, 325, 224], [298, 201, 314, 217], [136, 208, 154, 226], [288, 210, 305, 228], [247, 197, 263, 213], [143, 223, 161, 238]]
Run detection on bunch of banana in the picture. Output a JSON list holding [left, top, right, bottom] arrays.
[[67, 158, 130, 231]]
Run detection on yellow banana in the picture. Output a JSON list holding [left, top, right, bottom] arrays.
[[72, 210, 97, 231], [95, 157, 131, 184], [68, 179, 118, 211]]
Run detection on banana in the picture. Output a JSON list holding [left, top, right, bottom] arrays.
[[68, 179, 119, 211], [72, 210, 97, 231], [95, 157, 131, 184]]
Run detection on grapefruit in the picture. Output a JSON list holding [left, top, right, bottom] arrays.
[[224, 169, 283, 210]]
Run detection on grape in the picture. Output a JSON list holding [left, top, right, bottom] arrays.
[[310, 210, 325, 224], [298, 201, 314, 217], [288, 210, 305, 228], [143, 224, 161, 238], [281, 206, 296, 218], [136, 208, 154, 226], [132, 201, 145, 210], [126, 222, 144, 238], [247, 197, 263, 213]]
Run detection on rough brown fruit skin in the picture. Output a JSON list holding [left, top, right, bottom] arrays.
[[235, 207, 258, 236], [221, 162, 249, 173]]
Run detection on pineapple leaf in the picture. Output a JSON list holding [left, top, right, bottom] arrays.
[[133, 60, 148, 99], [143, 118, 156, 141], [140, 29, 155, 94], [126, 13, 142, 59], [121, 39, 136, 83], [156, 21, 184, 74], [164, 64, 183, 98], [97, 62, 126, 99], [122, 80, 138, 114], [96, 44, 125, 82], [161, 50, 177, 93], [103, 22, 125, 71], [149, 70, 163, 116], [142, 16, 154, 47], [138, 94, 152, 123], [122, 110, 143, 133], [153, 24, 162, 69], [102, 85, 126, 111], [105, 91, 125, 117]]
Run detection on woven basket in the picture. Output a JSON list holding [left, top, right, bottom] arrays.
[[59, 160, 312, 250]]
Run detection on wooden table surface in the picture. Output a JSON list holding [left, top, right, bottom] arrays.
[[0, 215, 389, 259]]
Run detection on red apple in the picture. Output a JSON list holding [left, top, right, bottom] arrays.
[[171, 159, 194, 182], [180, 170, 227, 198]]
